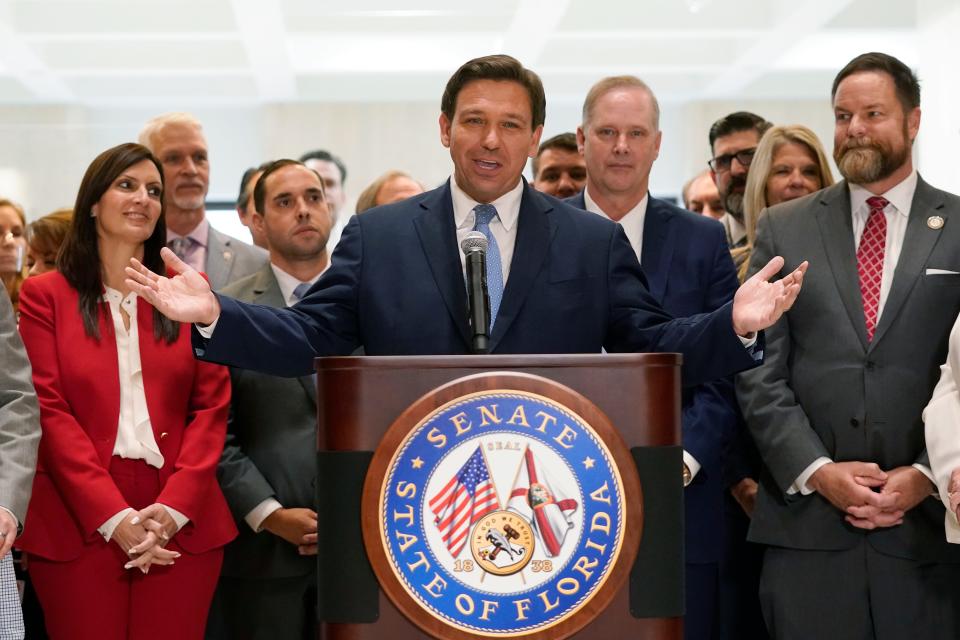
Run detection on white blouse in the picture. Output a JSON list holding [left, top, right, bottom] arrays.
[[103, 287, 165, 469], [97, 286, 186, 541]]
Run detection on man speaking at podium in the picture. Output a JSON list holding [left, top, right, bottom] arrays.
[[126, 55, 804, 387]]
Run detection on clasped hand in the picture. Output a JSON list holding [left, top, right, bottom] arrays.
[[809, 462, 933, 530], [111, 504, 180, 574], [948, 468, 960, 524]]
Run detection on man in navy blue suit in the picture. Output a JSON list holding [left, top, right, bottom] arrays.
[[126, 55, 804, 400], [568, 75, 739, 640]]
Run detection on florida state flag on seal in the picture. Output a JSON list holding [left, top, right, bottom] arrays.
[[507, 445, 578, 556]]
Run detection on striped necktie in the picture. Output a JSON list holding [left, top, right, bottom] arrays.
[[472, 204, 504, 328]]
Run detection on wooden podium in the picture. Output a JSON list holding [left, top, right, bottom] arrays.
[[316, 354, 684, 640]]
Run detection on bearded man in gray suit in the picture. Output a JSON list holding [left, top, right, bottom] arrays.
[[737, 52, 960, 639], [211, 160, 333, 639]]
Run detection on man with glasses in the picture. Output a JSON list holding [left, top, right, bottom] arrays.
[[708, 112, 773, 249], [708, 111, 773, 640]]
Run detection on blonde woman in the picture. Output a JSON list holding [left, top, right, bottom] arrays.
[[735, 125, 834, 280]]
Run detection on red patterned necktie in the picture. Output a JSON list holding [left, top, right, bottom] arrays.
[[858, 196, 889, 341]]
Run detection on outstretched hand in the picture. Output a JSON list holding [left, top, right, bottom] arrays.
[[125, 247, 220, 325], [732, 256, 808, 336]]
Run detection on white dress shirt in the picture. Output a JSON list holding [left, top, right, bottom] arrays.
[[582, 187, 649, 260], [451, 176, 523, 284], [97, 287, 187, 541], [792, 171, 934, 494], [244, 263, 325, 533]]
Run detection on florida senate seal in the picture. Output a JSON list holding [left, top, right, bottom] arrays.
[[362, 373, 643, 639]]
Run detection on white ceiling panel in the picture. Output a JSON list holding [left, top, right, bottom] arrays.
[[33, 40, 249, 71], [65, 74, 259, 102], [557, 0, 776, 31], [0, 77, 41, 102], [0, 0, 950, 106], [288, 34, 501, 73], [11, 0, 237, 34]]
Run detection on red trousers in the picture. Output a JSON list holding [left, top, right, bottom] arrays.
[[29, 457, 223, 640]]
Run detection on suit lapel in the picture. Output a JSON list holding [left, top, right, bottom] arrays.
[[412, 181, 471, 349], [488, 184, 555, 352], [640, 197, 673, 303], [252, 265, 318, 406], [870, 177, 946, 349], [816, 182, 869, 350], [205, 227, 233, 290]]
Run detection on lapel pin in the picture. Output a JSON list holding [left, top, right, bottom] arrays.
[[928, 215, 945, 230]]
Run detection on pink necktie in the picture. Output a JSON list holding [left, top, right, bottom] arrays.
[[858, 196, 888, 341]]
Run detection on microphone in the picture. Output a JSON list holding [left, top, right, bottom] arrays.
[[461, 231, 490, 354]]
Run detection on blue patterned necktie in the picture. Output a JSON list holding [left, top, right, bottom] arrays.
[[472, 204, 504, 329]]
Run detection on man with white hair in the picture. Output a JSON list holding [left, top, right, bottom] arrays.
[[139, 113, 266, 290]]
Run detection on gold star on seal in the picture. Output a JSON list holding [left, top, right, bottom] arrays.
[[411, 457, 424, 469], [583, 456, 595, 470]]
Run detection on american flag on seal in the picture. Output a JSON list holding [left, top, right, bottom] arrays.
[[429, 445, 499, 557]]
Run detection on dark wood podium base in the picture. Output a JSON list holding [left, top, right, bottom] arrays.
[[317, 354, 684, 640]]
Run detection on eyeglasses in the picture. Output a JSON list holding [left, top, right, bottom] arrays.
[[708, 148, 757, 172]]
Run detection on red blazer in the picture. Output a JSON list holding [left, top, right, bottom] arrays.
[[17, 272, 237, 561]]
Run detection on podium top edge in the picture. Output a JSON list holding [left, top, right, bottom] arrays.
[[315, 353, 682, 371]]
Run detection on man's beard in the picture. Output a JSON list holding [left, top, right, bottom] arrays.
[[834, 128, 910, 185], [720, 177, 746, 222], [170, 192, 205, 211]]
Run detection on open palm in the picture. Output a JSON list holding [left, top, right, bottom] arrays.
[[125, 247, 220, 325], [731, 256, 808, 336]]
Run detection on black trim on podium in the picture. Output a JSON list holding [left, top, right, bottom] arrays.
[[317, 450, 379, 623], [630, 445, 685, 618]]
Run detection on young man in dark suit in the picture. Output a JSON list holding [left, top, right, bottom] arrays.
[[211, 161, 333, 639]]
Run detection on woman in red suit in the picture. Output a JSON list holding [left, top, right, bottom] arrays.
[[17, 142, 236, 639]]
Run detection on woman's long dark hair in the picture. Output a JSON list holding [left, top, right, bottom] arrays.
[[58, 142, 179, 343]]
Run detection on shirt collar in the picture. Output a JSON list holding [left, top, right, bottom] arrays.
[[581, 186, 649, 222], [451, 176, 524, 232], [101, 285, 137, 306], [849, 170, 917, 219], [271, 262, 326, 306], [167, 217, 209, 248]]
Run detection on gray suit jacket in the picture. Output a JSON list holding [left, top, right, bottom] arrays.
[[205, 225, 268, 292], [217, 264, 317, 579], [737, 177, 960, 562], [0, 285, 40, 525]]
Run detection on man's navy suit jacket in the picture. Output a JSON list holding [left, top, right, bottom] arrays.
[[194, 180, 757, 391], [566, 192, 741, 564]]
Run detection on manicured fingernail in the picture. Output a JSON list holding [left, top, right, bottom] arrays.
[[124, 562, 134, 569], [130, 517, 140, 525]]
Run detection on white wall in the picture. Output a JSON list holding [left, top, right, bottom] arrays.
[[0, 87, 950, 225]]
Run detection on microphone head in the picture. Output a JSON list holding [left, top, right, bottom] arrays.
[[461, 231, 488, 255]]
